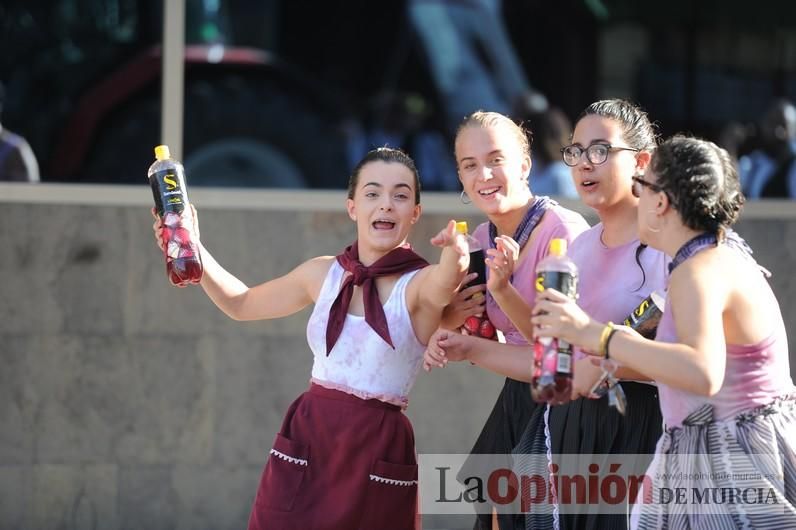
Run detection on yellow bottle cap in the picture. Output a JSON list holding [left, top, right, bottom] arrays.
[[549, 238, 567, 256], [154, 145, 171, 160], [455, 221, 468, 234]]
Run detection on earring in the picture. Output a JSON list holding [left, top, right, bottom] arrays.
[[645, 209, 662, 233], [460, 190, 472, 205]]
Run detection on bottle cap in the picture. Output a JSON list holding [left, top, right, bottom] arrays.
[[549, 238, 567, 256], [455, 221, 468, 234], [154, 145, 171, 160]]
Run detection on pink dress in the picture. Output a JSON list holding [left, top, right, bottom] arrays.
[[632, 288, 796, 528]]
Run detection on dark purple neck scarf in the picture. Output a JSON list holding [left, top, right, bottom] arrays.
[[668, 229, 760, 274], [487, 196, 556, 251], [487, 196, 556, 285], [326, 241, 428, 354]]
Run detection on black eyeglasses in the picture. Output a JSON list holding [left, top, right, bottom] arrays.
[[631, 175, 664, 197], [561, 143, 640, 167]]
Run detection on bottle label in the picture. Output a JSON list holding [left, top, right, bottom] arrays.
[[150, 167, 188, 216], [622, 293, 664, 339], [556, 352, 572, 374], [464, 248, 487, 289], [535, 271, 578, 298]]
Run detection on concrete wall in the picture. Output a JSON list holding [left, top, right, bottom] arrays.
[[1, 183, 794, 529]]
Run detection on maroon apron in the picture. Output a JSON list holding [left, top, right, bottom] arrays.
[[247, 384, 419, 530]]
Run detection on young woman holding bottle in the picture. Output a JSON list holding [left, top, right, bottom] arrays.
[[532, 135, 796, 529], [153, 147, 469, 530], [529, 99, 668, 530], [434, 110, 589, 530]]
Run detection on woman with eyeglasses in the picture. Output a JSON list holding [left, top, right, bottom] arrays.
[[532, 135, 796, 528], [524, 99, 669, 530]]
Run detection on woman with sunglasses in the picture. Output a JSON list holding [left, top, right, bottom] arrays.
[[532, 135, 796, 528]]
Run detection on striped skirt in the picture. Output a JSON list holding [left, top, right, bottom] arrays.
[[632, 393, 796, 529]]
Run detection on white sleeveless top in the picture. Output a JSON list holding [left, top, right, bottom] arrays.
[[306, 261, 426, 408]]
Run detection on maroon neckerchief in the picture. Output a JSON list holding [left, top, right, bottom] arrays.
[[326, 241, 429, 355]]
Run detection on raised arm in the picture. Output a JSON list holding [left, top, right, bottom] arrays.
[[153, 208, 329, 321], [483, 235, 534, 343], [198, 245, 331, 321], [407, 220, 469, 341]]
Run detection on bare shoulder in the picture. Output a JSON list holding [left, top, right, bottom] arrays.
[[407, 262, 436, 286], [300, 255, 336, 273], [296, 256, 336, 301], [669, 246, 731, 301], [405, 264, 434, 306]]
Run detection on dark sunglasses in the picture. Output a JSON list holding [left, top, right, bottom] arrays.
[[631, 175, 666, 198]]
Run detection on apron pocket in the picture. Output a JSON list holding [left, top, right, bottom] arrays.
[[256, 433, 309, 512], [359, 459, 418, 530]]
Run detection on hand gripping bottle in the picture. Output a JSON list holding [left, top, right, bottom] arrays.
[[148, 145, 203, 286], [455, 221, 497, 341], [531, 238, 578, 404]]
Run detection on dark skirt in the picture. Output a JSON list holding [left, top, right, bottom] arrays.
[[459, 378, 544, 530], [543, 382, 663, 530], [247, 384, 418, 530]]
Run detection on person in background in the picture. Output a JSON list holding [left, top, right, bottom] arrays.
[[0, 81, 40, 182], [347, 90, 460, 191], [512, 94, 578, 198], [739, 98, 796, 198]]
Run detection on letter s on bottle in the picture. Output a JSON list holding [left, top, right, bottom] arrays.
[[163, 174, 178, 190]]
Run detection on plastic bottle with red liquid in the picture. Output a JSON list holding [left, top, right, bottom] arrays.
[[148, 144, 203, 286], [531, 238, 578, 405], [455, 221, 497, 340]]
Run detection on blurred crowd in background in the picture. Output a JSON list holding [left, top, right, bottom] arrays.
[[1, 0, 795, 198]]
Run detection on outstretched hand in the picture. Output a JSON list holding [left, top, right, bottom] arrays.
[[431, 219, 469, 257], [423, 327, 474, 372]]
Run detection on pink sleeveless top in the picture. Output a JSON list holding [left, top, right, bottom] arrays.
[[568, 224, 669, 360], [473, 204, 589, 345], [655, 291, 793, 427], [306, 261, 425, 408]]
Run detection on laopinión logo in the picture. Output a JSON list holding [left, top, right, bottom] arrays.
[[418, 454, 785, 516]]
